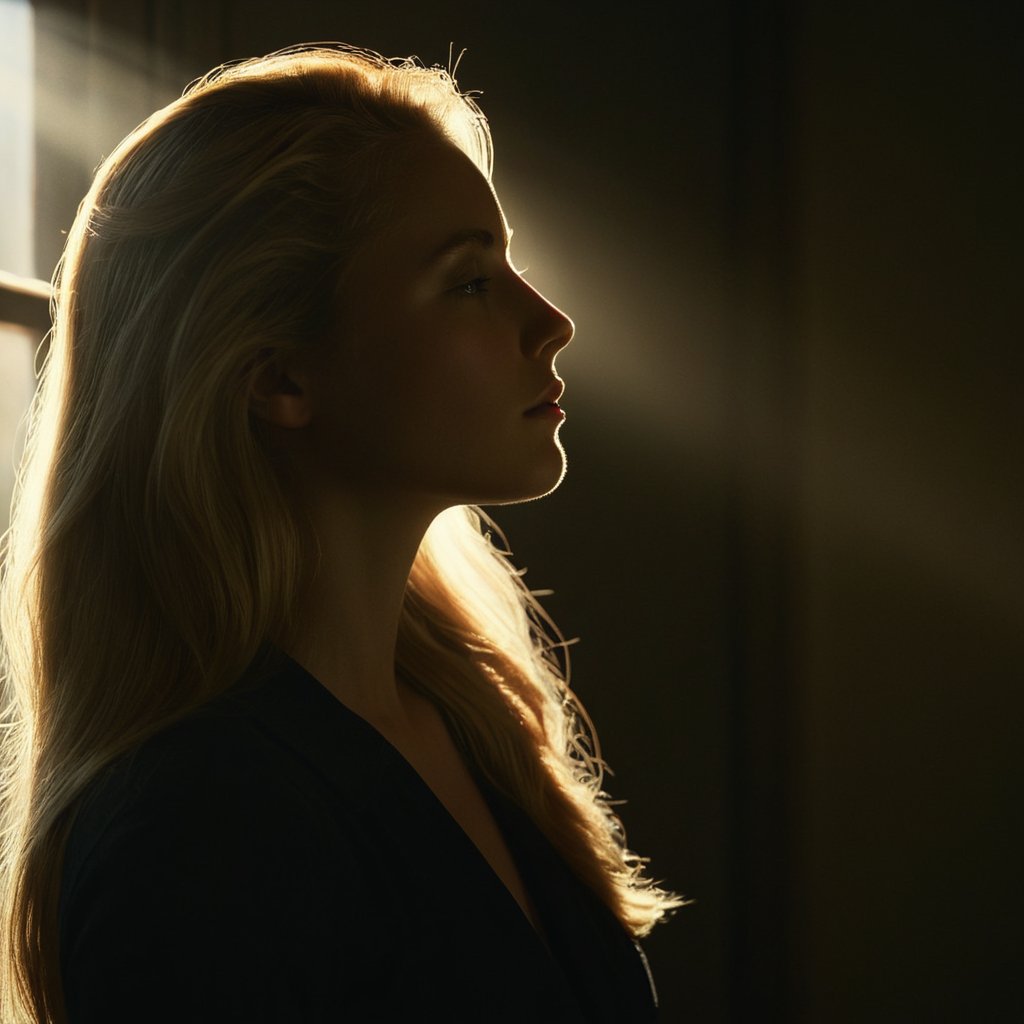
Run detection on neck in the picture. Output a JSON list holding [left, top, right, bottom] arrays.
[[283, 488, 439, 730]]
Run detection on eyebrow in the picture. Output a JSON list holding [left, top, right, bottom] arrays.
[[424, 226, 513, 266]]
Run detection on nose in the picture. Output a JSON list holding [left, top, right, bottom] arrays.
[[520, 279, 574, 360]]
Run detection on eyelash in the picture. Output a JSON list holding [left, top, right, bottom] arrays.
[[456, 276, 492, 297]]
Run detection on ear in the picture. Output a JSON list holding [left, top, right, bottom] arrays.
[[247, 353, 314, 430]]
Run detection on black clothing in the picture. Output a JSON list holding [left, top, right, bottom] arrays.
[[59, 652, 658, 1021]]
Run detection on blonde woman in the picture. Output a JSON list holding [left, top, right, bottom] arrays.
[[0, 45, 680, 1022]]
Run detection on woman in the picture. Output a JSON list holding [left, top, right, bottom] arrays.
[[0, 45, 680, 1022]]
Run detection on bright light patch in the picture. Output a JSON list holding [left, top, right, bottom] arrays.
[[0, 0, 33, 277], [0, 0, 37, 538]]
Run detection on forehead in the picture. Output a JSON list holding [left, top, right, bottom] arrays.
[[361, 139, 510, 271]]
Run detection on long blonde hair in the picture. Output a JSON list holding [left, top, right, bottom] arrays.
[[0, 45, 681, 1023]]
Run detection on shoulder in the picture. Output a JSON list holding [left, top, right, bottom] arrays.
[[59, 682, 391, 1021], [61, 698, 358, 916], [66, 698, 335, 872], [64, 651, 375, 873]]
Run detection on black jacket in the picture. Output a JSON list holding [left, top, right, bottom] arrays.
[[59, 652, 659, 1021]]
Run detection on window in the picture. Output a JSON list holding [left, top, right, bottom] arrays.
[[1, 0, 40, 536]]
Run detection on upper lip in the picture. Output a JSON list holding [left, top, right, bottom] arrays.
[[525, 378, 565, 413]]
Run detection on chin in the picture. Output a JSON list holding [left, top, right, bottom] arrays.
[[481, 449, 567, 507]]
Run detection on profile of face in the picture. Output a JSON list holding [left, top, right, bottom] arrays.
[[277, 136, 575, 513]]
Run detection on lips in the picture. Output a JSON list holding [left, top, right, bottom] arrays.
[[524, 379, 565, 415]]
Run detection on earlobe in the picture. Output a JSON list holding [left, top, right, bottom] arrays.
[[248, 358, 314, 429]]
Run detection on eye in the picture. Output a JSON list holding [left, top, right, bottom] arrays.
[[455, 276, 491, 297]]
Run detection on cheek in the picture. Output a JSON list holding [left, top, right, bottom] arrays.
[[313, 312, 531, 482], [389, 337, 509, 419]]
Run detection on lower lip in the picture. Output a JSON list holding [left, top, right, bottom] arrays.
[[524, 402, 565, 419]]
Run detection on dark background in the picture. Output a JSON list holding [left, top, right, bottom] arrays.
[[25, 1, 1023, 1020]]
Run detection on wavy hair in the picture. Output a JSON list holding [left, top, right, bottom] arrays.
[[0, 45, 681, 1023]]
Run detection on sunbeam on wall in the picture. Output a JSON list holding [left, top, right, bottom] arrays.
[[493, 142, 733, 481]]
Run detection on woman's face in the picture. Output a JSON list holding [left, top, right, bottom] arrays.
[[302, 136, 574, 510]]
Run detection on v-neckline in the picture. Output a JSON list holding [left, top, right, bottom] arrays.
[[256, 652, 553, 947], [357, 687, 550, 941]]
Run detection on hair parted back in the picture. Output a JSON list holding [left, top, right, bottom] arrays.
[[0, 44, 680, 1023]]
